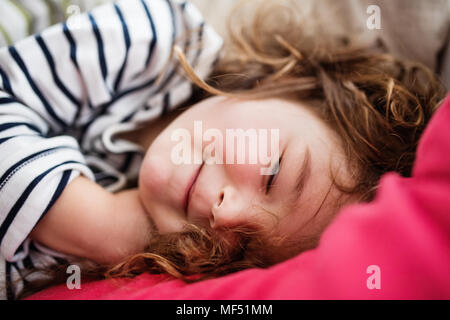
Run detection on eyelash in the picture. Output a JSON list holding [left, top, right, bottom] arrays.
[[265, 158, 281, 194]]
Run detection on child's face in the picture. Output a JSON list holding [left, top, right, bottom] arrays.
[[138, 96, 354, 244]]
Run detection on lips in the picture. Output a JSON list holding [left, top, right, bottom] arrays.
[[183, 162, 204, 216]]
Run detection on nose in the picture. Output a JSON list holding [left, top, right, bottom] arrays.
[[210, 185, 249, 229]]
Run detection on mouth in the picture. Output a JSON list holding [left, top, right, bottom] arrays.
[[183, 162, 204, 216]]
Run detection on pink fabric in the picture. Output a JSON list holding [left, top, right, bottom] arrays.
[[27, 95, 450, 300]]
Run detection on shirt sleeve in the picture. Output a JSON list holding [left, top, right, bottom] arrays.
[[0, 0, 223, 262], [0, 0, 117, 47]]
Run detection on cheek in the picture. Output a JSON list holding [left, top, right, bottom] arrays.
[[138, 150, 172, 201], [224, 163, 261, 188]]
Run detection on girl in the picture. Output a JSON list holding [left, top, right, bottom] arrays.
[[0, 0, 446, 299]]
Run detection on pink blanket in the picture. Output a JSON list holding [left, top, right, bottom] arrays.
[[28, 94, 450, 300]]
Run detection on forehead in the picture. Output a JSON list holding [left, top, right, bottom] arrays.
[[210, 96, 313, 122], [190, 96, 331, 138]]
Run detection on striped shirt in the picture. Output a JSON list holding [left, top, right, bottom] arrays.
[[0, 0, 223, 299]]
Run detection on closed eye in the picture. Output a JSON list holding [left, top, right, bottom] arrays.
[[265, 157, 281, 194]]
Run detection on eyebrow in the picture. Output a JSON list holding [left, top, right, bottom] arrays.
[[291, 147, 312, 205]]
